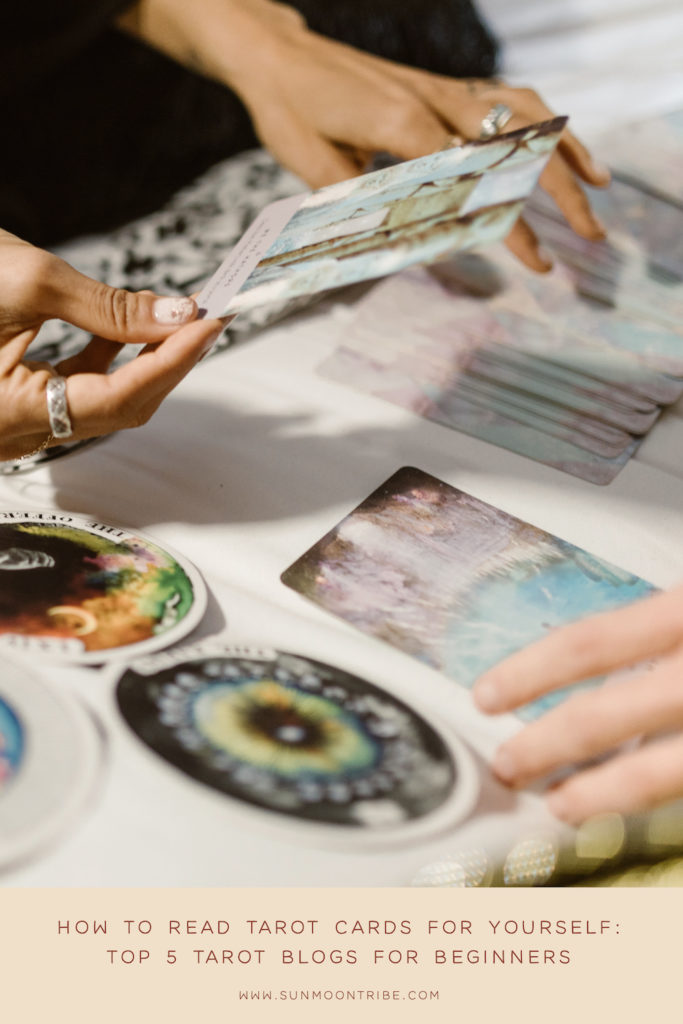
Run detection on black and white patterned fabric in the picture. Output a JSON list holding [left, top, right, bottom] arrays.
[[35, 149, 303, 362]]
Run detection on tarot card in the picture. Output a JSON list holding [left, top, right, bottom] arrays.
[[443, 365, 649, 446], [197, 118, 567, 319], [116, 644, 478, 846], [526, 181, 683, 334], [0, 511, 207, 664], [0, 658, 102, 870], [457, 348, 660, 434], [319, 271, 642, 483], [424, 373, 636, 458], [417, 254, 683, 399], [459, 342, 665, 415], [593, 109, 683, 206], [357, 304, 650, 444], [281, 467, 655, 721], [322, 347, 639, 481], [354, 271, 663, 426], [431, 246, 683, 380]]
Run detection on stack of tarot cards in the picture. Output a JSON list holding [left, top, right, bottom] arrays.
[[320, 111, 683, 485]]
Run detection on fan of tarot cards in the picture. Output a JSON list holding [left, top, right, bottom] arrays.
[[319, 110, 683, 484]]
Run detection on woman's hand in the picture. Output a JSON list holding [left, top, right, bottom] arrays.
[[473, 586, 683, 823], [0, 230, 224, 460], [118, 0, 611, 272]]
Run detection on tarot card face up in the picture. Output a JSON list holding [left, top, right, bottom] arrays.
[[282, 467, 654, 720]]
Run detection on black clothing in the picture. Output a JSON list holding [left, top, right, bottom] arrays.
[[1, 0, 498, 245]]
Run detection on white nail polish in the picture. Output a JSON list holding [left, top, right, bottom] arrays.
[[153, 296, 196, 325]]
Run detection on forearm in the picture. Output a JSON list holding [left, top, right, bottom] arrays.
[[114, 0, 306, 92], [115, 0, 608, 267]]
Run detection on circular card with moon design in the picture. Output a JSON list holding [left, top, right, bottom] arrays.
[[0, 658, 102, 871], [116, 646, 478, 846], [0, 511, 207, 664]]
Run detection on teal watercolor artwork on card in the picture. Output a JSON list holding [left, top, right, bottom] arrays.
[[282, 467, 654, 720], [0, 697, 24, 790]]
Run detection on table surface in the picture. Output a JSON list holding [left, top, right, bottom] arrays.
[[3, 0, 683, 887]]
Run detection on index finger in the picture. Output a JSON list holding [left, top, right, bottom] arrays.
[[61, 317, 223, 437], [547, 732, 683, 823], [491, 647, 683, 788], [473, 587, 682, 715], [538, 152, 606, 240]]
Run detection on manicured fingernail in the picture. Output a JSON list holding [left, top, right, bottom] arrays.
[[546, 789, 571, 821], [492, 748, 517, 783], [591, 160, 611, 182], [537, 246, 554, 270], [592, 216, 608, 237], [473, 679, 500, 713], [153, 296, 197, 325]]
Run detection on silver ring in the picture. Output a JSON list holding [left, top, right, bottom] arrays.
[[46, 376, 73, 439], [479, 103, 514, 140]]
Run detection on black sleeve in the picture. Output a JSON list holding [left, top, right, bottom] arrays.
[[0, 0, 133, 97], [293, 0, 499, 79], [0, 0, 500, 245]]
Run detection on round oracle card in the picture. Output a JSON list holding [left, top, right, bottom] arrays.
[[0, 439, 102, 476], [116, 646, 479, 846], [0, 657, 102, 871], [0, 511, 207, 664]]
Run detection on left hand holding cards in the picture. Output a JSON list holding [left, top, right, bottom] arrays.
[[117, 0, 610, 272], [473, 585, 683, 823], [0, 230, 224, 460]]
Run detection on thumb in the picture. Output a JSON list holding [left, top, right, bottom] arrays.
[[46, 255, 198, 343]]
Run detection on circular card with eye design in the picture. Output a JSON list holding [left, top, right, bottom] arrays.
[[116, 646, 478, 846], [0, 658, 102, 872], [0, 511, 207, 664], [0, 696, 23, 793]]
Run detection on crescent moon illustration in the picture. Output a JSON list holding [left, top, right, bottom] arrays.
[[47, 605, 98, 636]]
